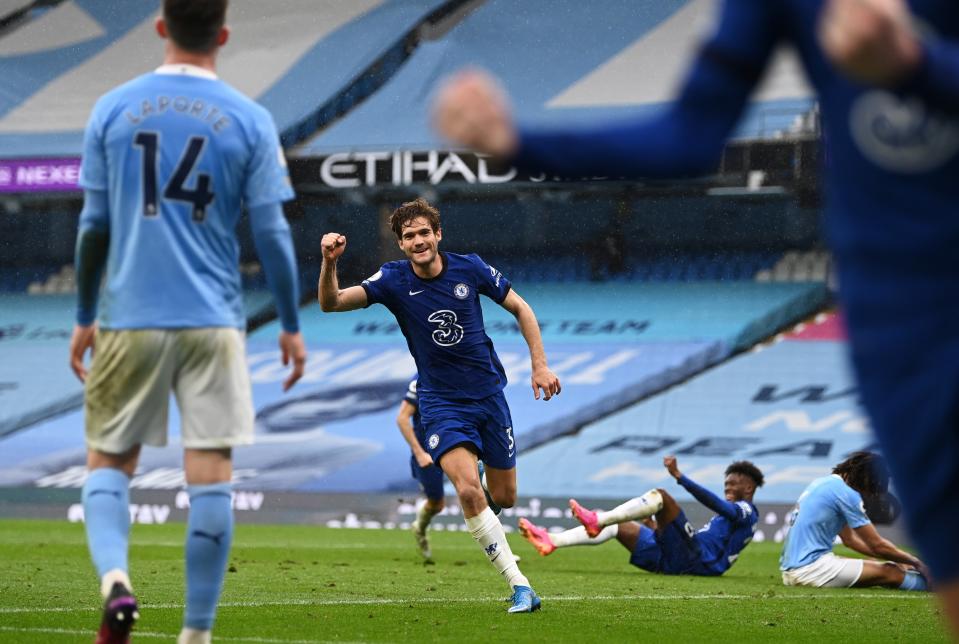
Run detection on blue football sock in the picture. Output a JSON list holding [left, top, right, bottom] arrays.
[[184, 483, 233, 630], [81, 468, 131, 579], [898, 569, 929, 592]]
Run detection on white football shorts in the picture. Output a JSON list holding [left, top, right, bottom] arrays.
[[781, 552, 864, 588], [84, 327, 254, 453]]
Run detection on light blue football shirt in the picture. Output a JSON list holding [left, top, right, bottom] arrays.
[[780, 474, 871, 571], [79, 64, 294, 329]]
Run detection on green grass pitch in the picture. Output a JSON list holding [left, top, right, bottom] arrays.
[[0, 519, 947, 643]]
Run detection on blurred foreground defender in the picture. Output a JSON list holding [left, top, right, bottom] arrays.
[[434, 0, 959, 631]]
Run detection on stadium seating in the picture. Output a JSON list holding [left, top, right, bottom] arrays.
[[0, 281, 827, 491], [518, 313, 867, 504], [299, 0, 814, 156], [0, 0, 32, 22], [0, 286, 278, 440], [0, 1, 831, 505], [754, 249, 832, 283], [486, 251, 783, 284], [0, 0, 452, 156], [0, 294, 81, 439]]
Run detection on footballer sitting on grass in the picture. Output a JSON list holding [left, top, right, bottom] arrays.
[[780, 451, 928, 591]]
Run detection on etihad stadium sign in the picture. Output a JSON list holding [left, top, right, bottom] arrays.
[[291, 150, 608, 189]]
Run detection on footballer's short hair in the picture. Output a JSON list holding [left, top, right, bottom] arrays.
[[833, 450, 889, 496], [163, 0, 228, 54], [389, 197, 441, 239], [726, 460, 764, 487]]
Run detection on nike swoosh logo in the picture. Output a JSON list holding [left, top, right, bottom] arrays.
[[409, 290, 424, 296]]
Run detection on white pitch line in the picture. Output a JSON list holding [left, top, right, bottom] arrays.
[[0, 626, 358, 644], [0, 592, 931, 614], [0, 627, 171, 640], [0, 540, 422, 550]]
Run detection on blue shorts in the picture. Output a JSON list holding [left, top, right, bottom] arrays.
[[629, 511, 704, 575], [410, 454, 445, 501], [418, 390, 516, 470]]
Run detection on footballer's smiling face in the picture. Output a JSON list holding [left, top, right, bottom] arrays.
[[724, 472, 754, 502], [398, 216, 442, 271]]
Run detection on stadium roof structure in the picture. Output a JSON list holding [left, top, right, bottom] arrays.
[[0, 0, 453, 159], [297, 0, 814, 157], [0, 0, 32, 22]]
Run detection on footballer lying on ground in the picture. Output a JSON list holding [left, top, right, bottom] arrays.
[[520, 457, 763, 576]]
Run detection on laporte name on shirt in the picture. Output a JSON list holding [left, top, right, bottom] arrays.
[[124, 95, 231, 133]]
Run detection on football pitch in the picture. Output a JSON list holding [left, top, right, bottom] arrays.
[[0, 519, 946, 643]]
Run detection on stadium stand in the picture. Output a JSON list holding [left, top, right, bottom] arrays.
[[298, 0, 814, 156], [0, 0, 834, 516], [0, 294, 79, 439], [754, 249, 833, 283], [484, 252, 782, 284], [518, 313, 866, 505], [0, 286, 277, 440], [0, 282, 829, 492], [0, 0, 34, 23], [0, 0, 457, 156]]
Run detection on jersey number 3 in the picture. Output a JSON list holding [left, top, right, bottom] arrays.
[[133, 132, 215, 222]]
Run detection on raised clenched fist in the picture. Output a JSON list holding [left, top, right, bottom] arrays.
[[321, 232, 347, 261], [432, 69, 518, 158], [818, 0, 921, 86]]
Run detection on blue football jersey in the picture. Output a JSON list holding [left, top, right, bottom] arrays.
[[363, 252, 511, 399], [694, 499, 758, 575], [79, 65, 294, 329], [780, 475, 871, 571]]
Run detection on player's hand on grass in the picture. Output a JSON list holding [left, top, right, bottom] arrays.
[[531, 366, 561, 401], [432, 69, 519, 158], [415, 451, 435, 468], [664, 455, 682, 480], [280, 330, 307, 391], [321, 233, 347, 262], [69, 323, 97, 382], [818, 0, 921, 86]]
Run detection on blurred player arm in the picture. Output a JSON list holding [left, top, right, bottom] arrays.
[[665, 456, 745, 522], [396, 400, 433, 468], [499, 289, 560, 400], [841, 523, 923, 569], [910, 39, 959, 113], [318, 232, 368, 312], [434, 0, 780, 178], [250, 202, 306, 391], [820, 0, 959, 113]]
